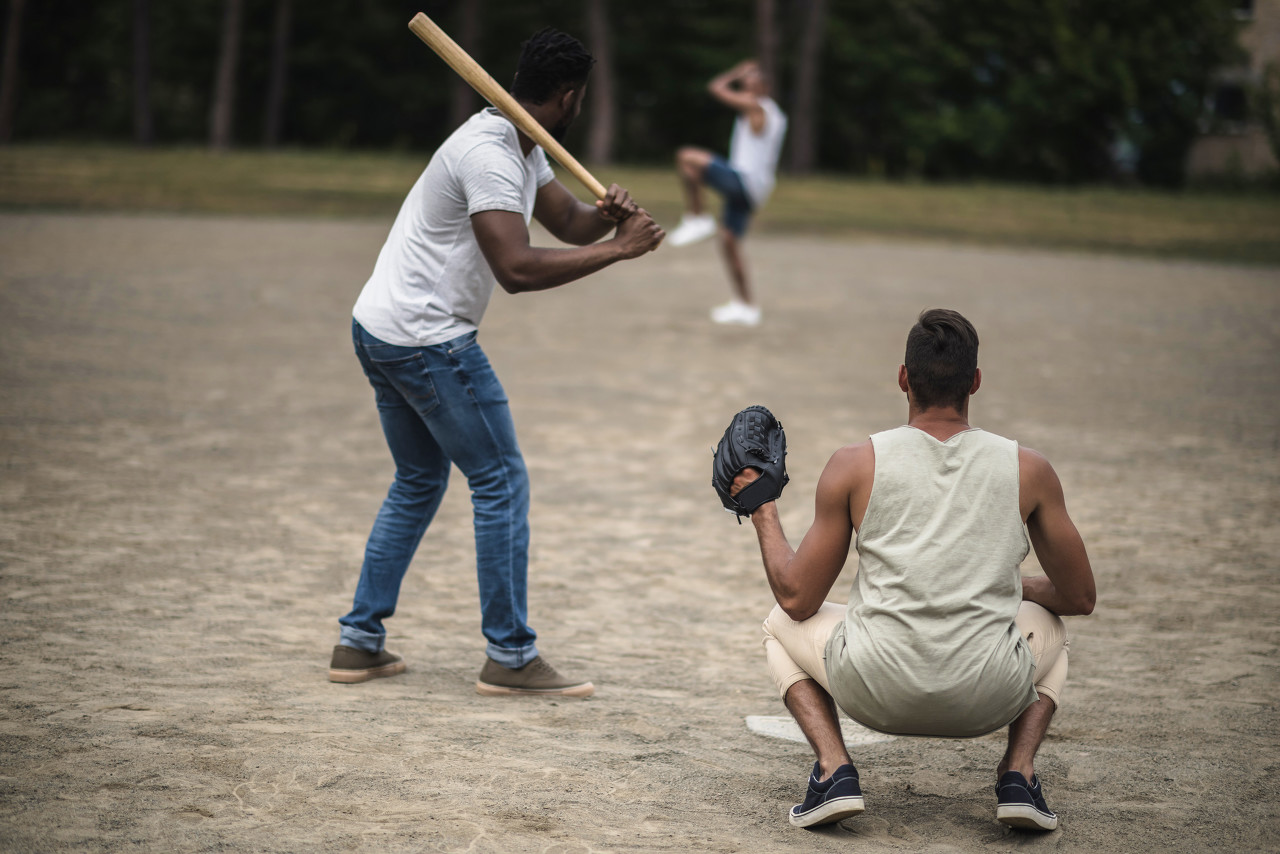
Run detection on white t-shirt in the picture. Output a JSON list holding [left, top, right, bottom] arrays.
[[728, 96, 787, 208], [353, 108, 556, 347]]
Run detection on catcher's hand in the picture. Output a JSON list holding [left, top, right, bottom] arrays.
[[712, 405, 789, 521]]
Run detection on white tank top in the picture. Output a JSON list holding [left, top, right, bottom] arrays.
[[825, 426, 1039, 737], [728, 96, 787, 207]]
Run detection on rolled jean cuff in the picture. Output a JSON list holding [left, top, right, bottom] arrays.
[[486, 642, 539, 669], [338, 625, 385, 653]]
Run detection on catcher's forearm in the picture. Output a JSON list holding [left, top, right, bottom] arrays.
[[1022, 574, 1093, 617], [751, 503, 815, 620]]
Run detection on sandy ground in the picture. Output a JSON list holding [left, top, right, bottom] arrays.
[[0, 211, 1277, 853]]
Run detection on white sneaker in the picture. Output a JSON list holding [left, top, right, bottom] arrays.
[[710, 300, 762, 326], [669, 213, 717, 247]]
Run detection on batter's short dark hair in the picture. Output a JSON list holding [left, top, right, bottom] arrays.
[[511, 28, 595, 105], [904, 309, 980, 412]]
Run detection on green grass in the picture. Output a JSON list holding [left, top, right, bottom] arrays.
[[0, 145, 425, 218], [2, 144, 1279, 264]]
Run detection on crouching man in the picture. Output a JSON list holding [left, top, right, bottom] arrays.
[[732, 309, 1096, 831]]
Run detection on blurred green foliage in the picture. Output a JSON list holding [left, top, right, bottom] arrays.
[[2, 0, 1247, 186], [816, 0, 1243, 185]]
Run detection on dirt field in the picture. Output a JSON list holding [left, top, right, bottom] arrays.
[[1, 212, 1277, 853]]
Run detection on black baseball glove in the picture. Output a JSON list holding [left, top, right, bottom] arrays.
[[712, 405, 789, 521]]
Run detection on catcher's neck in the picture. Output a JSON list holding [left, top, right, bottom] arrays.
[[900, 365, 980, 442], [906, 405, 971, 442]]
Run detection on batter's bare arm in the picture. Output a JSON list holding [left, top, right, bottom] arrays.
[[534, 180, 639, 247], [472, 206, 662, 294], [747, 445, 865, 621], [1019, 447, 1097, 616]]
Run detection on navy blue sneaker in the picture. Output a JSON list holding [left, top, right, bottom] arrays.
[[996, 771, 1059, 830], [788, 762, 865, 828]]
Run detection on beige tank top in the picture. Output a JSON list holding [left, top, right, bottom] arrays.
[[825, 426, 1038, 736]]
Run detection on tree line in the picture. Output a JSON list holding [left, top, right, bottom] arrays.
[[0, 0, 1245, 185]]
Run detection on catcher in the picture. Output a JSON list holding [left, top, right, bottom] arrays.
[[712, 309, 1096, 832]]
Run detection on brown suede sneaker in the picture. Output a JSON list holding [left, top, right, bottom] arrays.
[[328, 644, 406, 683], [475, 656, 594, 697]]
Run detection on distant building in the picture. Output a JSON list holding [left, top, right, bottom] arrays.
[[1186, 0, 1280, 178]]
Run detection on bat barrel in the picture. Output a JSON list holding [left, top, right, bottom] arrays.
[[408, 13, 608, 200]]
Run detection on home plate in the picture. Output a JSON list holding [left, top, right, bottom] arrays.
[[746, 715, 896, 746]]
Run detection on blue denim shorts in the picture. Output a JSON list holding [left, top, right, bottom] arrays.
[[704, 156, 754, 237]]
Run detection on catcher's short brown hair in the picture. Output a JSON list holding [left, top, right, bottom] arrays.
[[904, 308, 979, 412]]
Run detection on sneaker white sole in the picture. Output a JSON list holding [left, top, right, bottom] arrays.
[[475, 680, 595, 698], [328, 661, 406, 683], [788, 795, 865, 828], [996, 804, 1059, 831], [669, 223, 716, 247]]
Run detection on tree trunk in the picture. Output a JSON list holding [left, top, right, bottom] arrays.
[[755, 0, 778, 94], [263, 0, 292, 148], [788, 0, 827, 173], [586, 0, 615, 165], [133, 0, 153, 146], [0, 0, 26, 144], [209, 0, 243, 151], [448, 0, 483, 129]]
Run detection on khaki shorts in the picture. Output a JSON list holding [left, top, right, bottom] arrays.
[[762, 600, 1069, 709]]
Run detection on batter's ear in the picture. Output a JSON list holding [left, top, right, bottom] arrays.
[[970, 367, 982, 396], [898, 364, 910, 394]]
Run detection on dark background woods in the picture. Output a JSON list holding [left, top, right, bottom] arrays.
[[0, 0, 1252, 186]]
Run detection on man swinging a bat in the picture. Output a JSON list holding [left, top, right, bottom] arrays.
[[714, 310, 1096, 831], [330, 28, 664, 694]]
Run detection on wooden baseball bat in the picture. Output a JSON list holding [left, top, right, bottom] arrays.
[[408, 12, 608, 200]]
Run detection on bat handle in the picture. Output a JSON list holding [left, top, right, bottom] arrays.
[[561, 157, 609, 202]]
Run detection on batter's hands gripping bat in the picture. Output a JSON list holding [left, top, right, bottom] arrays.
[[408, 12, 608, 201]]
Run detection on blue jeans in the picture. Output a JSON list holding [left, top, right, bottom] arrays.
[[339, 319, 538, 668], [704, 156, 754, 237]]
